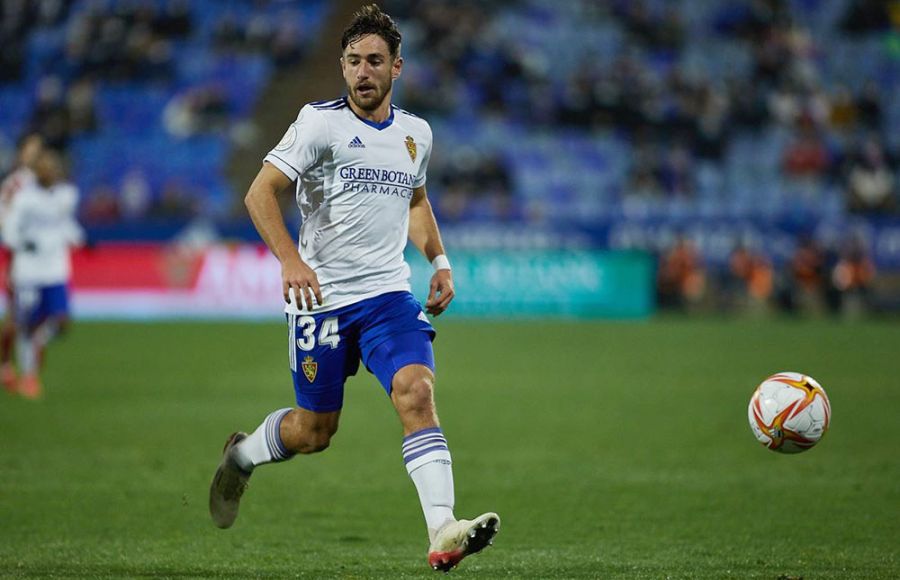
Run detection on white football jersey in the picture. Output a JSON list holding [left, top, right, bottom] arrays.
[[2, 181, 83, 287], [264, 97, 433, 314]]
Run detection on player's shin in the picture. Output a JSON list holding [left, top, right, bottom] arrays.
[[32, 319, 60, 370], [15, 333, 36, 377], [403, 427, 456, 540], [232, 408, 295, 471]]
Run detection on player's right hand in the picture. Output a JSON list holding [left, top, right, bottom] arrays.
[[282, 256, 322, 309]]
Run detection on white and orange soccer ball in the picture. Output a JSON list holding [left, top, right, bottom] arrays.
[[748, 372, 831, 453]]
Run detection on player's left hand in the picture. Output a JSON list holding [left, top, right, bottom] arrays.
[[426, 269, 454, 316]]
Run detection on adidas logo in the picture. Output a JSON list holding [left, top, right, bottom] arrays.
[[348, 136, 365, 148]]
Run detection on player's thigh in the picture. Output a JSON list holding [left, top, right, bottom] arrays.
[[41, 284, 70, 323], [288, 312, 361, 413], [364, 329, 435, 396], [358, 292, 436, 394]]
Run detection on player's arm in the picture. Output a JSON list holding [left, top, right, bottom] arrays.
[[0, 191, 25, 251], [409, 185, 453, 316], [245, 162, 322, 308]]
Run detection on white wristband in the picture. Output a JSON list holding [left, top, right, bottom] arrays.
[[431, 254, 451, 271]]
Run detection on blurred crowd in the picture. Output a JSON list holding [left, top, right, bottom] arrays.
[[387, 0, 899, 219], [657, 232, 877, 318], [1, 0, 898, 315], [0, 0, 312, 224]]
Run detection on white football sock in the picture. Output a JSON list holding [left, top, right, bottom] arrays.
[[16, 334, 36, 375], [403, 427, 456, 540], [233, 408, 294, 472]]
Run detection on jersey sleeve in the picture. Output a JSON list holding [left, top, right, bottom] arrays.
[[263, 104, 329, 181], [413, 124, 433, 188]]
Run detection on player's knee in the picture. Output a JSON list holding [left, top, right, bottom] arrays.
[[395, 373, 436, 416]]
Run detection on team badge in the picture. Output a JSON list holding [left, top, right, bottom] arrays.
[[275, 125, 297, 151], [301, 355, 317, 383], [405, 135, 416, 162]]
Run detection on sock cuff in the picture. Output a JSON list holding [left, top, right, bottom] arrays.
[[265, 408, 294, 461], [403, 427, 451, 474]]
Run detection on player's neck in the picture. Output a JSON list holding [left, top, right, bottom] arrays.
[[347, 95, 393, 124]]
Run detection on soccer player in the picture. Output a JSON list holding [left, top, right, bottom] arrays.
[[208, 4, 500, 572], [1, 148, 83, 398], [0, 133, 44, 391]]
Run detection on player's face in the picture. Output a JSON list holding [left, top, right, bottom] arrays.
[[341, 34, 402, 113], [18, 134, 43, 168], [34, 151, 63, 187]]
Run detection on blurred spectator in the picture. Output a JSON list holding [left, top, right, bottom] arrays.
[[828, 84, 859, 133], [727, 242, 774, 313], [149, 180, 197, 220], [845, 137, 897, 214], [80, 185, 121, 226], [786, 235, 827, 315], [657, 143, 696, 197], [26, 75, 99, 151], [120, 169, 152, 221], [61, 1, 176, 82], [0, 0, 71, 82], [657, 236, 706, 310], [782, 126, 832, 180], [154, 0, 192, 39], [65, 77, 99, 135], [164, 86, 230, 138], [855, 81, 883, 131], [434, 149, 513, 221], [831, 236, 876, 318], [841, 0, 893, 34], [213, 8, 307, 65], [27, 76, 70, 150]]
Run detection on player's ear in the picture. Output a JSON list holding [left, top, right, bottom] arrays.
[[391, 55, 403, 80]]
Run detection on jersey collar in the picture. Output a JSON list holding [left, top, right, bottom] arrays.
[[346, 97, 395, 130]]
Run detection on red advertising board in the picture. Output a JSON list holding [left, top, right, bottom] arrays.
[[1, 243, 286, 319]]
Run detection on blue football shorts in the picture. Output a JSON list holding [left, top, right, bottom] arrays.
[[287, 291, 436, 412], [14, 284, 70, 329]]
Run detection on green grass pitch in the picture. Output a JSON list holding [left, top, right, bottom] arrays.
[[1, 318, 898, 578]]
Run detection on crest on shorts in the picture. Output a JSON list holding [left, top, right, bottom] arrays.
[[405, 135, 416, 162], [301, 355, 317, 383]]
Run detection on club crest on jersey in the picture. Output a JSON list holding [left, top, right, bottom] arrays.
[[405, 135, 416, 161], [301, 356, 317, 383]]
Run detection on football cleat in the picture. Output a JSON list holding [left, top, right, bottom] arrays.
[[209, 432, 251, 529], [428, 512, 500, 572], [17, 374, 42, 399]]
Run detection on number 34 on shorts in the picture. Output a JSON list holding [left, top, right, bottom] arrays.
[[288, 314, 342, 383]]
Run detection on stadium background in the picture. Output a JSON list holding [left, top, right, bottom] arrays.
[[1, 0, 898, 318], [1, 1, 899, 578]]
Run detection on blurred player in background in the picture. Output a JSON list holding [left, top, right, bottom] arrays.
[[1, 148, 83, 398], [208, 4, 499, 572], [0, 133, 44, 391]]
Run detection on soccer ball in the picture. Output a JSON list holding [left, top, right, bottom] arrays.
[[748, 372, 831, 453]]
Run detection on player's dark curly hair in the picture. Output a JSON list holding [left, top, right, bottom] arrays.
[[341, 4, 402, 58]]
